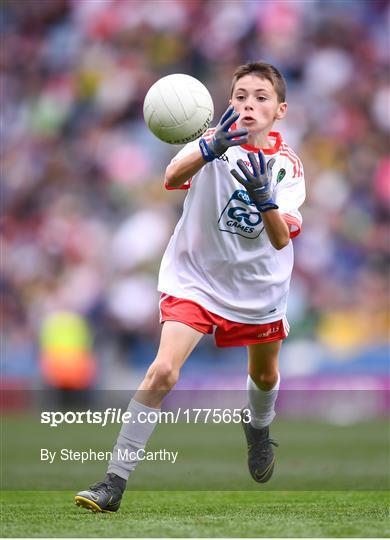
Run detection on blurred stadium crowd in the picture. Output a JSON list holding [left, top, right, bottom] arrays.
[[2, 0, 389, 389]]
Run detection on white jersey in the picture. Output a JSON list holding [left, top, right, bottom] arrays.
[[158, 130, 305, 324]]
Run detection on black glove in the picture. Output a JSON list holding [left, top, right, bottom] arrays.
[[199, 106, 248, 162], [230, 151, 278, 213]]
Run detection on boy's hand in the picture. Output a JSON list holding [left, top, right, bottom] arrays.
[[230, 151, 279, 212], [199, 106, 248, 162]]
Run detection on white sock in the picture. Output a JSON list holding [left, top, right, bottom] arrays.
[[107, 398, 159, 480], [247, 372, 280, 429]]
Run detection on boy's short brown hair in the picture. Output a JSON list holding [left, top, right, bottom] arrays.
[[230, 61, 287, 103]]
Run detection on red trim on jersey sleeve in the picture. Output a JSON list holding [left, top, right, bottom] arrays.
[[164, 179, 192, 190], [280, 143, 304, 178], [282, 213, 302, 238]]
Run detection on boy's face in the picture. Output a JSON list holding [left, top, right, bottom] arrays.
[[230, 75, 287, 133]]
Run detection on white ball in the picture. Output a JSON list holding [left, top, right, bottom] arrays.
[[143, 74, 214, 145]]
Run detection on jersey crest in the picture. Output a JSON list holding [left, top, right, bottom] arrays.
[[276, 168, 286, 183]]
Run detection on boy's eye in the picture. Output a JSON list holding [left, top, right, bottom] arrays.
[[257, 96, 266, 101], [235, 95, 245, 100]]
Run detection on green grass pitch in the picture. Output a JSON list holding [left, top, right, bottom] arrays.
[[1, 415, 389, 537], [1, 490, 388, 537]]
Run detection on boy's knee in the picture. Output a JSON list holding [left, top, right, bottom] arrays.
[[250, 372, 279, 391], [147, 362, 179, 390]]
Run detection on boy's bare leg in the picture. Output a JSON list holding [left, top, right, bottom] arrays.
[[75, 322, 203, 512], [248, 339, 281, 389], [241, 340, 282, 483], [135, 321, 204, 407], [108, 321, 203, 477]]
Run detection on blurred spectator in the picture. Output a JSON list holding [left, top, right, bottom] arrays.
[[1, 0, 389, 388], [40, 310, 96, 407]]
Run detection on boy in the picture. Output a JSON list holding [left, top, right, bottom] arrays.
[[75, 61, 305, 512]]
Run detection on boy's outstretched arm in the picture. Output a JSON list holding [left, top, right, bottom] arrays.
[[165, 149, 206, 188], [258, 210, 290, 250], [165, 106, 248, 188], [230, 151, 290, 250]]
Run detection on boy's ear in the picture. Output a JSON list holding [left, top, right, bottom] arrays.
[[275, 102, 287, 120]]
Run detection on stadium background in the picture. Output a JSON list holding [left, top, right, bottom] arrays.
[[1, 1, 389, 537], [2, 0, 388, 396]]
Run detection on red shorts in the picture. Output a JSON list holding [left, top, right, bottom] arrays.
[[159, 294, 289, 348]]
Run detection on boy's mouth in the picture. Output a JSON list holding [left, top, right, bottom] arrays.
[[241, 115, 256, 123]]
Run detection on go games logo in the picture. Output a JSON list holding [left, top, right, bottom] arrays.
[[217, 190, 264, 239]]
